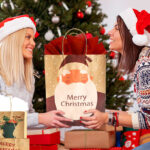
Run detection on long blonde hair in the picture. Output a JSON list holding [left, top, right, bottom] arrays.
[[0, 28, 34, 92]]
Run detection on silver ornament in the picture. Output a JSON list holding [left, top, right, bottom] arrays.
[[51, 14, 60, 24], [44, 30, 54, 41]]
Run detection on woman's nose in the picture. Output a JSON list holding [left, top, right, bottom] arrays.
[[108, 29, 113, 37]]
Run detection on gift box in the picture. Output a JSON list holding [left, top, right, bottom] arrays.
[[65, 130, 116, 149], [99, 124, 123, 132], [139, 133, 150, 145], [30, 144, 57, 150], [70, 148, 122, 150], [27, 129, 60, 145], [122, 131, 140, 150], [70, 148, 108, 150], [139, 129, 150, 145]]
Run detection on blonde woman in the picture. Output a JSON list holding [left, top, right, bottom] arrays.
[[0, 15, 71, 128]]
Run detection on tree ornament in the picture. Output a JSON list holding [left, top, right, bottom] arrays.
[[77, 10, 84, 19], [34, 0, 38, 2], [85, 6, 92, 15], [1, 0, 8, 8], [119, 76, 125, 81], [48, 5, 54, 15], [51, 14, 60, 24], [57, 27, 62, 37], [44, 30, 54, 41], [85, 32, 93, 39], [86, 1, 92, 7], [100, 26, 105, 35], [9, 0, 14, 10], [109, 51, 116, 59], [62, 1, 69, 11]]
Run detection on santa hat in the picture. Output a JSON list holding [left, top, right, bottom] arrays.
[[59, 55, 92, 75], [119, 8, 150, 46], [0, 14, 36, 41]]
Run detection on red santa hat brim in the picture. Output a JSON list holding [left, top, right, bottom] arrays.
[[0, 15, 36, 41]]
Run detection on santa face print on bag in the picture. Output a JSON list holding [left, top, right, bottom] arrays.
[[55, 68, 97, 120]]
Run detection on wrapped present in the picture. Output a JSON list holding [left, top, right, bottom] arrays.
[[27, 128, 60, 145], [99, 124, 123, 132], [122, 131, 140, 150], [30, 144, 57, 150], [65, 130, 116, 149], [0, 138, 29, 150], [27, 127, 59, 135], [70, 148, 122, 150], [139, 129, 150, 145]]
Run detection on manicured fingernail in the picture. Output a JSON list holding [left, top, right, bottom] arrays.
[[80, 121, 82, 123], [84, 110, 87, 113], [80, 117, 82, 119]]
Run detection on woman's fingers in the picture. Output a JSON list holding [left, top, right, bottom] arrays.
[[54, 120, 70, 128], [56, 115, 73, 122], [81, 120, 97, 126]]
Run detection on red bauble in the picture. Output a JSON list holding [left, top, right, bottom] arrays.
[[85, 32, 93, 39], [109, 51, 115, 59], [100, 26, 105, 35], [86, 1, 92, 7], [77, 10, 84, 19], [119, 76, 125, 81], [43, 70, 45, 75]]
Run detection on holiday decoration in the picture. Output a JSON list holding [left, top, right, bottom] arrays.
[[100, 26, 105, 35], [77, 10, 84, 19], [1, 0, 8, 8], [119, 76, 125, 81], [85, 6, 92, 15], [48, 5, 54, 15], [44, 30, 54, 41], [9, 0, 14, 10], [85, 32, 93, 39], [62, 1, 69, 11], [51, 14, 60, 24], [109, 51, 116, 59], [57, 26, 62, 37], [86, 1, 92, 7]]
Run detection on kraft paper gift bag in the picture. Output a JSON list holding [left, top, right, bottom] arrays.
[[0, 138, 29, 150], [0, 95, 29, 149], [44, 28, 106, 126]]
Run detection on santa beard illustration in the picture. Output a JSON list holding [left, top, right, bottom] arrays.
[[55, 75, 97, 120]]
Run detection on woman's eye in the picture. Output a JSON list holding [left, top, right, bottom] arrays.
[[115, 25, 119, 30], [25, 35, 31, 39]]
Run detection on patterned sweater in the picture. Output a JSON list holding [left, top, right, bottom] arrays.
[[131, 47, 150, 129]]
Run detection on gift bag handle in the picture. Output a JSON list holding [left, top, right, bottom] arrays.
[[62, 28, 88, 55]]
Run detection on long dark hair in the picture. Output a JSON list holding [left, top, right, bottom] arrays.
[[117, 16, 144, 74]]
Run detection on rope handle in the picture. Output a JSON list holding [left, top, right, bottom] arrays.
[[61, 28, 88, 55]]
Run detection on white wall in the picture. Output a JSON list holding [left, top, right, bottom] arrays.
[[98, 0, 150, 33]]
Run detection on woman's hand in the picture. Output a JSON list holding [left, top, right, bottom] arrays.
[[39, 110, 72, 128], [81, 109, 108, 129]]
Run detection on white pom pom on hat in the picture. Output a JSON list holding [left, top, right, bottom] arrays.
[[119, 8, 150, 46], [132, 34, 148, 46], [0, 14, 36, 41]]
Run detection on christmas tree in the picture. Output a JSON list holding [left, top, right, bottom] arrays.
[[0, 0, 132, 112]]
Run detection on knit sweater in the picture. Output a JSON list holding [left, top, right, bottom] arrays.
[[0, 75, 39, 128], [131, 47, 150, 129]]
